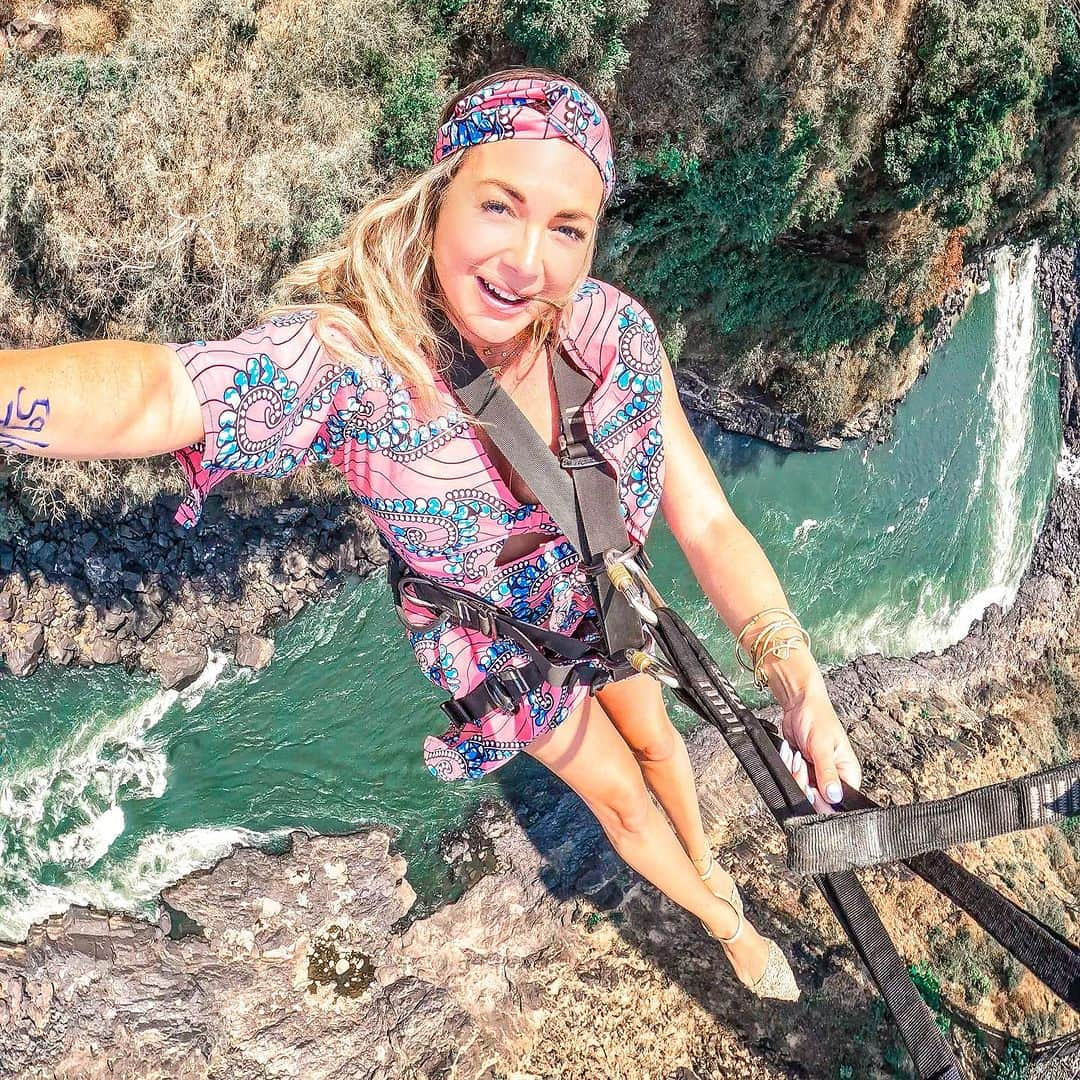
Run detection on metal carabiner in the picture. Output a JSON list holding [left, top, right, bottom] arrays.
[[625, 625, 680, 688], [603, 548, 658, 626]]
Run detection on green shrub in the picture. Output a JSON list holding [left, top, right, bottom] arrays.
[[375, 54, 445, 171], [504, 0, 649, 93], [881, 0, 1051, 227]]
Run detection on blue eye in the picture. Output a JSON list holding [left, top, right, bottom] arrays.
[[558, 224, 587, 241], [482, 199, 510, 215]]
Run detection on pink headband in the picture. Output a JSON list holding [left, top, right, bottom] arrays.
[[432, 76, 616, 205]]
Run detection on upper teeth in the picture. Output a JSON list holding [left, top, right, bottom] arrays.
[[484, 279, 521, 302]]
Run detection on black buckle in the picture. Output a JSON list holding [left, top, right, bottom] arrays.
[[451, 599, 497, 638], [501, 665, 536, 698], [439, 697, 471, 729], [486, 682, 515, 712]]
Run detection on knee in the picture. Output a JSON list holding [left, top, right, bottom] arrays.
[[629, 723, 683, 765], [591, 779, 654, 840]]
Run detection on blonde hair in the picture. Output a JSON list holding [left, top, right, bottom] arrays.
[[256, 66, 602, 418]]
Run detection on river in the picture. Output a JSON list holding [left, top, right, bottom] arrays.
[[0, 245, 1061, 942]]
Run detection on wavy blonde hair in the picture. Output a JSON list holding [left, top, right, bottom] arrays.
[[256, 66, 602, 418]]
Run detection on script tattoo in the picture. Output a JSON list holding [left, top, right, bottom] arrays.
[[0, 387, 51, 451]]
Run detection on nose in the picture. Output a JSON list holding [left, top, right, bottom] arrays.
[[502, 221, 543, 287]]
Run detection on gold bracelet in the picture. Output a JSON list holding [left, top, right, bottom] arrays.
[[735, 609, 805, 673], [736, 619, 795, 673], [735, 608, 795, 656], [752, 629, 811, 690], [752, 621, 808, 666]]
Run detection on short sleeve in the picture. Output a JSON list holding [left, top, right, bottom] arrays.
[[166, 310, 364, 529]]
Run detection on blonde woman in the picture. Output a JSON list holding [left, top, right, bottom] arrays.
[[1, 68, 861, 1000]]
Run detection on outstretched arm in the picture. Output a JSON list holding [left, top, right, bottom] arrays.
[[0, 340, 203, 460], [656, 345, 862, 810]]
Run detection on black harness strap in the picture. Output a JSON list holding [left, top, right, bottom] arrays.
[[438, 321, 644, 659], [786, 761, 1080, 874], [550, 348, 647, 657], [654, 605, 1080, 1012], [830, 783, 1080, 1009], [652, 606, 965, 1080]]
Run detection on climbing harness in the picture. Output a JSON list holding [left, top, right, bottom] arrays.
[[387, 322, 1080, 1078]]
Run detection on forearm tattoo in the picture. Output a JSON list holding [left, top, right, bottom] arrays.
[[0, 387, 50, 451]]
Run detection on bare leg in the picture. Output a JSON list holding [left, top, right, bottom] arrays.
[[525, 692, 770, 986], [596, 675, 727, 881]]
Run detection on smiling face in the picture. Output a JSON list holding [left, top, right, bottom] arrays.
[[431, 138, 605, 350]]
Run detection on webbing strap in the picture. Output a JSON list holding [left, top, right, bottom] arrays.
[[786, 761, 1080, 873], [835, 784, 1080, 1008], [396, 572, 600, 663], [436, 321, 644, 658], [551, 351, 648, 657], [651, 607, 964, 1080]]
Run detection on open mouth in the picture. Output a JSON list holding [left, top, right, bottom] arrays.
[[477, 276, 529, 308]]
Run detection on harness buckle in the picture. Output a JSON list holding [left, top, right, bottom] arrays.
[[557, 434, 606, 470], [486, 666, 535, 712], [450, 598, 497, 639]]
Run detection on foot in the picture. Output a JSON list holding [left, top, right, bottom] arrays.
[[699, 886, 800, 1002]]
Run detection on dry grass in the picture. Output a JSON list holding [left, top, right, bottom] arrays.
[[0, 0, 445, 519]]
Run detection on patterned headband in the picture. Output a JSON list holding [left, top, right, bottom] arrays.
[[432, 75, 616, 205]]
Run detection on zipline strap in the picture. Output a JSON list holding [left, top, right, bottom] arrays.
[[437, 321, 644, 658], [650, 606, 964, 1080], [909, 850, 1080, 1010], [786, 761, 1080, 873], [834, 782, 1080, 1009], [650, 603, 1080, 1014]]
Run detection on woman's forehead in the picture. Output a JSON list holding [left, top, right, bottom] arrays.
[[457, 140, 604, 214]]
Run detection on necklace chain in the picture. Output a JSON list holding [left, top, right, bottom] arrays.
[[480, 330, 530, 376]]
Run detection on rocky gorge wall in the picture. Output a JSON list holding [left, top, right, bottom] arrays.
[[0, 248, 1077, 1077]]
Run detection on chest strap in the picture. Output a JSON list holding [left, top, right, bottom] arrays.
[[438, 319, 646, 660]]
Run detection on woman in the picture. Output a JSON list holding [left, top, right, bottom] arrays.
[[1, 68, 861, 1000]]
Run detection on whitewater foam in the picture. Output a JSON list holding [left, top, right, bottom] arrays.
[[0, 824, 282, 943], [0, 650, 239, 942]]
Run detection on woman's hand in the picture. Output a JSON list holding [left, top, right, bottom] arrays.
[[777, 670, 862, 814]]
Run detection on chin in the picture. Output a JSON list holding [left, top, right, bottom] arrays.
[[459, 310, 532, 344]]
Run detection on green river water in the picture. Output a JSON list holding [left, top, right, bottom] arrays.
[[0, 245, 1062, 942]]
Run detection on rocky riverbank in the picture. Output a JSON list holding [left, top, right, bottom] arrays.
[[0, 498, 384, 686], [0, 245, 1076, 1078]]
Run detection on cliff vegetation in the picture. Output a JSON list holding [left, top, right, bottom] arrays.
[[0, 0, 1078, 518]]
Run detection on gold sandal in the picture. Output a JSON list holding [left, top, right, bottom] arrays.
[[692, 851, 744, 920], [695, 865, 800, 1002]]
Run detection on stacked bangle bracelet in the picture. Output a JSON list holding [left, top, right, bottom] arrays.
[[735, 607, 811, 691]]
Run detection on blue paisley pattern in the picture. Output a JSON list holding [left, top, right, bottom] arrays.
[[168, 281, 667, 783]]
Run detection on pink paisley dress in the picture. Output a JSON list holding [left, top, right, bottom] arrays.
[[167, 278, 665, 781]]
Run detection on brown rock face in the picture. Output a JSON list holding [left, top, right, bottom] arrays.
[[235, 631, 275, 671]]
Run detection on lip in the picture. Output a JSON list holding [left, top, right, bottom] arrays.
[[475, 275, 532, 315]]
